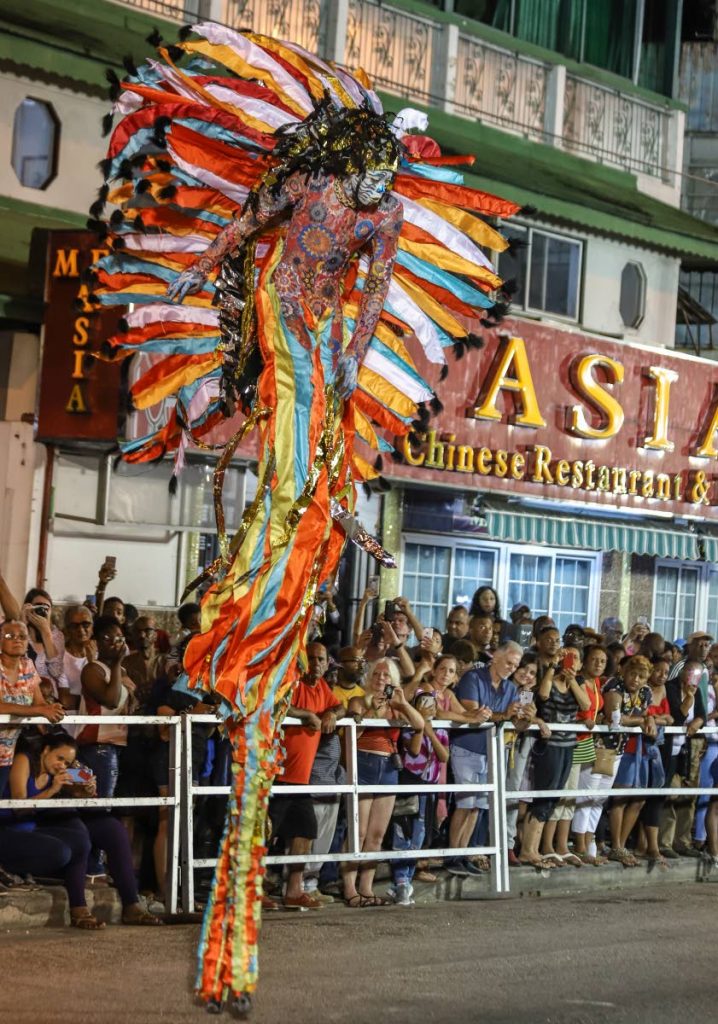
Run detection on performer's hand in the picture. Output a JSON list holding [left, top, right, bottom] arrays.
[[336, 352, 359, 399], [167, 268, 206, 303]]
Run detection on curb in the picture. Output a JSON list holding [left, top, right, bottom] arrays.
[[2, 857, 716, 928]]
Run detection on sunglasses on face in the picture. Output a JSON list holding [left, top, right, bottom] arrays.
[[3, 632, 27, 641], [101, 634, 124, 644], [69, 622, 92, 629]]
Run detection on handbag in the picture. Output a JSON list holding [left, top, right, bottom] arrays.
[[592, 745, 617, 777]]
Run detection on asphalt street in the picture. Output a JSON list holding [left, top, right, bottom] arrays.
[[0, 883, 714, 1024]]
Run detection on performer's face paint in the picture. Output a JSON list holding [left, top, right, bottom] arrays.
[[355, 169, 394, 206]]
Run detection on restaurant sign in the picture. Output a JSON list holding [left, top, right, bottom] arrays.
[[36, 231, 122, 444], [391, 319, 718, 519]]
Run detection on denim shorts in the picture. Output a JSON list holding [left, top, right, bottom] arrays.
[[451, 745, 488, 810], [357, 750, 399, 790]]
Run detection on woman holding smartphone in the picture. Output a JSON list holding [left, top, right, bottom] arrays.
[[341, 658, 424, 907], [0, 731, 161, 928], [520, 647, 590, 868]]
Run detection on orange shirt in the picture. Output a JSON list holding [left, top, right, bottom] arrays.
[[280, 678, 338, 784]]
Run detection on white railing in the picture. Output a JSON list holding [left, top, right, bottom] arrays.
[[454, 33, 548, 140], [180, 715, 505, 912], [3, 713, 716, 918], [563, 73, 671, 182]]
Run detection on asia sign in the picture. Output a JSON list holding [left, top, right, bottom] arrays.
[[36, 231, 122, 443], [391, 319, 718, 519]]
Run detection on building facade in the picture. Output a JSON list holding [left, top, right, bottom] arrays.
[[3, 0, 718, 639]]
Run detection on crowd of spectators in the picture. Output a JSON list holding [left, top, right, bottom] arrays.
[[2, 561, 718, 916]]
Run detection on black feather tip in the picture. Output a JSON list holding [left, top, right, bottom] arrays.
[[133, 215, 145, 232], [117, 317, 130, 334], [136, 178, 152, 194], [101, 112, 113, 137], [375, 475, 391, 493], [390, 448, 404, 463], [122, 55, 138, 77], [178, 24, 194, 41], [156, 159, 171, 172], [166, 44, 183, 62], [430, 395, 444, 415], [520, 205, 537, 217], [97, 157, 112, 179], [168, 474, 179, 496], [361, 482, 372, 501], [110, 209, 125, 226], [466, 333, 484, 350], [452, 339, 466, 360], [158, 184, 177, 200], [99, 341, 114, 360], [501, 278, 519, 297], [506, 236, 528, 257], [89, 198, 106, 219], [439, 363, 449, 381], [373, 454, 384, 473], [86, 218, 108, 239], [146, 28, 163, 47], [112, 236, 126, 250], [118, 158, 134, 179]]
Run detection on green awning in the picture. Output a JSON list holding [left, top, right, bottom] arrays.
[[700, 536, 718, 564], [485, 508, 699, 560]]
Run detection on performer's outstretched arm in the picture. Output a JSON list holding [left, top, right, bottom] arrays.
[[338, 200, 402, 396], [167, 173, 305, 301]]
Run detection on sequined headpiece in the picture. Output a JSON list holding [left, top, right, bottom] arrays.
[[252, 98, 402, 208]]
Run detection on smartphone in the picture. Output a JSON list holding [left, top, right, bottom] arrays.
[[384, 684, 395, 699], [422, 627, 433, 642], [384, 600, 396, 620], [85, 593, 96, 604], [371, 623, 384, 645], [104, 555, 117, 569], [561, 650, 577, 672], [367, 574, 379, 597], [66, 766, 94, 784], [518, 688, 533, 706]]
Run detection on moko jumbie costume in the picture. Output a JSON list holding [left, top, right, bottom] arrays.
[[88, 21, 521, 1016]]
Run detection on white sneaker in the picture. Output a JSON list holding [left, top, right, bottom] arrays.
[[394, 882, 414, 906]]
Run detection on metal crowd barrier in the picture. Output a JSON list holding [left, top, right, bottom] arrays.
[[2, 713, 718, 913], [180, 715, 505, 912]]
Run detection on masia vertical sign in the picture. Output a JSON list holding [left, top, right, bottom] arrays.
[[36, 231, 123, 443]]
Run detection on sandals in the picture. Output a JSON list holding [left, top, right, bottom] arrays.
[[607, 847, 638, 867], [71, 910, 105, 930], [557, 853, 583, 868], [517, 856, 556, 870], [578, 853, 608, 866], [344, 895, 364, 907], [344, 894, 391, 907], [540, 853, 566, 867], [122, 909, 164, 926], [414, 870, 438, 883]]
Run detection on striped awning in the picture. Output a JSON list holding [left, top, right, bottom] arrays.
[[700, 535, 718, 564], [484, 509, 699, 560]]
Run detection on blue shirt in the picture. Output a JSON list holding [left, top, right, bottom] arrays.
[[451, 665, 518, 755]]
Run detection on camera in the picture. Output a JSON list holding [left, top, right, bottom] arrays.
[[33, 606, 49, 618], [384, 684, 395, 699]]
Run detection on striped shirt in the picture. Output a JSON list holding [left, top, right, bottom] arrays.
[[536, 682, 581, 748]]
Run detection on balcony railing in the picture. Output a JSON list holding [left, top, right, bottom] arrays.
[[110, 0, 677, 184]]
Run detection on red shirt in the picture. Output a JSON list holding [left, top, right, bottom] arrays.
[[280, 678, 338, 784]]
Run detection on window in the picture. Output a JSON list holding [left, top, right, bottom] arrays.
[[653, 563, 699, 640], [706, 569, 718, 640], [11, 99, 59, 190], [499, 224, 582, 321], [619, 261, 646, 328], [401, 534, 599, 632], [675, 270, 718, 352]]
